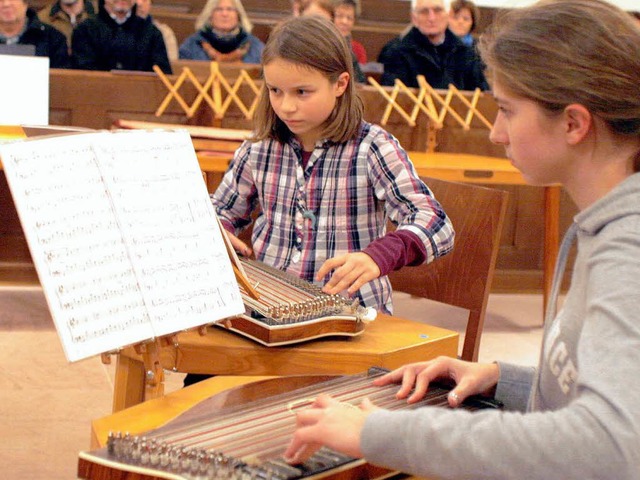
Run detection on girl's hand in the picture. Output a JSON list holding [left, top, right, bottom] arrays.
[[284, 394, 378, 465], [226, 231, 252, 257], [374, 356, 500, 407], [317, 253, 381, 296]]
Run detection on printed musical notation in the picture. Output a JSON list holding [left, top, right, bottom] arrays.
[[0, 130, 244, 362]]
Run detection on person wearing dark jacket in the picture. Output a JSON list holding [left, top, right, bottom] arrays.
[[38, 0, 96, 51], [71, 0, 171, 73], [0, 0, 70, 68], [379, 0, 487, 91]]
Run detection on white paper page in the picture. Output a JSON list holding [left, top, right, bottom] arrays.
[[0, 55, 49, 126], [0, 134, 155, 361], [92, 129, 244, 338]]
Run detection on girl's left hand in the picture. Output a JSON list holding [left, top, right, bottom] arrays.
[[317, 253, 380, 296], [283, 394, 378, 465]]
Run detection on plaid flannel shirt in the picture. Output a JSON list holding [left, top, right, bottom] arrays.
[[212, 121, 454, 313]]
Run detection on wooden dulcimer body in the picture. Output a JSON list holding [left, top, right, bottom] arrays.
[[78, 369, 500, 480], [216, 258, 377, 346]]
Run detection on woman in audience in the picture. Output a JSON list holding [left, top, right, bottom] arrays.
[[299, 0, 365, 82], [448, 0, 480, 47], [178, 0, 263, 63], [284, 1, 640, 478], [334, 0, 367, 64]]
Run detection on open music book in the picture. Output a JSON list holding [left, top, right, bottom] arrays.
[[0, 129, 244, 362]]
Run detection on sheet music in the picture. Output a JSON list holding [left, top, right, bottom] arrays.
[[0, 130, 244, 362]]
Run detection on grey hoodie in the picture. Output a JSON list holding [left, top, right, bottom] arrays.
[[362, 172, 640, 479]]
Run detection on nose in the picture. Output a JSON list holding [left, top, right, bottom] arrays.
[[280, 94, 297, 113], [489, 114, 508, 145]]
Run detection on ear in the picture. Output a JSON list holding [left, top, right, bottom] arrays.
[[563, 104, 592, 145], [334, 72, 350, 97]]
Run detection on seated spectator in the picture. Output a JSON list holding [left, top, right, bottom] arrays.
[[300, 0, 365, 83], [299, 0, 333, 20], [178, 0, 263, 64], [37, 0, 96, 51], [0, 0, 70, 68], [379, 0, 488, 90], [448, 0, 479, 47], [334, 0, 367, 64], [71, 0, 171, 73], [135, 0, 178, 61]]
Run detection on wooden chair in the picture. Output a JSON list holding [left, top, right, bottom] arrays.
[[388, 176, 509, 362]]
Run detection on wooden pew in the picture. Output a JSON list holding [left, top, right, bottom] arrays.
[[0, 69, 577, 294]]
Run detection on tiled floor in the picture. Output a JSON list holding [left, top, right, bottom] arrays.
[[0, 286, 545, 479]]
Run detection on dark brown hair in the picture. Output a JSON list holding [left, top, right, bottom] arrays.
[[450, 0, 480, 32], [252, 15, 364, 144]]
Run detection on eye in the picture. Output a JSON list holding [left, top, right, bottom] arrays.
[[268, 87, 281, 95], [497, 106, 511, 118]]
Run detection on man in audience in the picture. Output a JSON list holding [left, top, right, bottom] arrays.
[[38, 0, 96, 51], [0, 0, 70, 67], [379, 0, 487, 90], [71, 0, 171, 73]]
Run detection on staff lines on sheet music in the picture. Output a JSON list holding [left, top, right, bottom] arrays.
[[34, 203, 113, 231], [139, 264, 217, 291], [69, 304, 150, 344], [152, 288, 235, 325], [58, 280, 141, 312], [37, 218, 120, 246], [55, 265, 137, 298], [118, 201, 208, 230], [48, 249, 130, 277]]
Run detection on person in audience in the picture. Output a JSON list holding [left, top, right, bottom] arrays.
[[299, 0, 333, 20], [284, 1, 640, 479], [379, 0, 487, 90], [0, 0, 70, 67], [37, 0, 96, 51], [334, 0, 367, 64], [135, 0, 178, 61], [300, 0, 365, 83], [448, 0, 479, 47], [178, 0, 263, 63], [71, 0, 171, 73]]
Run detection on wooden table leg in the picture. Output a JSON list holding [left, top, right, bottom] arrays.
[[112, 354, 147, 413], [542, 186, 561, 319]]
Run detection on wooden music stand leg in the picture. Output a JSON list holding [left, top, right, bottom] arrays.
[[112, 353, 146, 413], [138, 339, 166, 403], [112, 340, 166, 413]]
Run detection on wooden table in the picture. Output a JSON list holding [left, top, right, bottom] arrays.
[[112, 313, 458, 412]]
